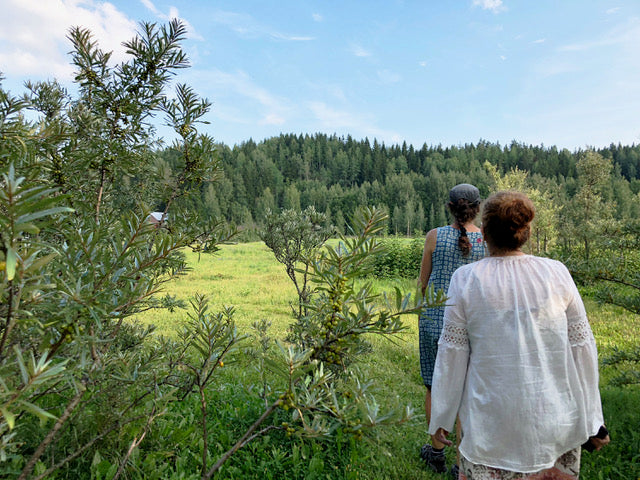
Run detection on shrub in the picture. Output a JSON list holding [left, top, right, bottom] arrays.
[[0, 20, 233, 479], [368, 237, 424, 279]]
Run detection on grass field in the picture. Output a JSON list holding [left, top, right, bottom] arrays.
[[134, 242, 640, 479]]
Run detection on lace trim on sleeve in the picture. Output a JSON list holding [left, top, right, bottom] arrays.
[[440, 321, 469, 350], [568, 316, 594, 347]]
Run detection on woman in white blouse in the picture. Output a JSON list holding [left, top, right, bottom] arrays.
[[429, 191, 609, 479]]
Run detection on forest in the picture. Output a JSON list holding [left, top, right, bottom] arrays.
[[166, 134, 640, 241]]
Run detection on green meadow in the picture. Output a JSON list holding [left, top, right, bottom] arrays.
[[135, 242, 640, 480]]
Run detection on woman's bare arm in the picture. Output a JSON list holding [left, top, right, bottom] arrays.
[[418, 228, 438, 296]]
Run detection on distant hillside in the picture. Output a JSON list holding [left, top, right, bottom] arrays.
[[159, 134, 640, 236]]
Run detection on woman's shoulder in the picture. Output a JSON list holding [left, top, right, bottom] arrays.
[[428, 225, 452, 241], [497, 255, 573, 280], [436, 225, 460, 236], [450, 259, 483, 279], [527, 255, 567, 268], [424, 227, 439, 243], [529, 255, 572, 277]]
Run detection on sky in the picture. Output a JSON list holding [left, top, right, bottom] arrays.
[[1, 0, 640, 150]]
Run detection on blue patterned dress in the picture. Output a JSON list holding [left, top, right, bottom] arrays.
[[419, 225, 485, 387]]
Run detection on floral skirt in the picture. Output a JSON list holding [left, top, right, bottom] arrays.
[[459, 448, 581, 480]]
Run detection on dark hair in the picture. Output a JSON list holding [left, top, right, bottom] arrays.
[[448, 198, 481, 256], [481, 191, 535, 251]]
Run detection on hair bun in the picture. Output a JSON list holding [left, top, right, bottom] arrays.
[[482, 191, 535, 251], [507, 206, 534, 230]]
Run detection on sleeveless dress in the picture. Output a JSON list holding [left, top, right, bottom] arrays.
[[419, 225, 484, 386]]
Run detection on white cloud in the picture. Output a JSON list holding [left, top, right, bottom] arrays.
[[271, 32, 314, 41], [472, 0, 505, 13], [308, 101, 365, 128], [139, 0, 203, 40], [308, 101, 400, 143], [350, 43, 372, 57], [532, 38, 546, 44], [536, 18, 640, 83], [519, 17, 640, 148], [214, 71, 283, 108], [419, 60, 428, 67], [304, 81, 348, 103], [140, 0, 160, 16], [261, 113, 285, 125], [606, 7, 621, 14], [193, 68, 291, 125], [209, 10, 314, 41], [312, 13, 323, 22], [0, 0, 137, 80], [559, 17, 640, 52]]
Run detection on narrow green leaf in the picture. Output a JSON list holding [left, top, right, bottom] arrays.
[[15, 222, 40, 234], [19, 400, 57, 426], [13, 346, 29, 385], [0, 407, 15, 430], [5, 247, 17, 281], [16, 206, 74, 225], [25, 252, 58, 273]]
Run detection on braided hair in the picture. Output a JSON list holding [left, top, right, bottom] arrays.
[[448, 199, 481, 256]]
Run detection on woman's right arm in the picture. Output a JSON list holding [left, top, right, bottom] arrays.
[[418, 228, 437, 297], [428, 271, 470, 435]]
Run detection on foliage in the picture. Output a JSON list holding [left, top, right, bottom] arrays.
[[173, 294, 246, 476], [566, 237, 640, 388], [564, 151, 619, 262], [289, 207, 426, 364], [601, 346, 640, 387], [484, 162, 560, 254], [0, 20, 235, 479], [579, 387, 640, 479], [175, 134, 640, 238], [200, 206, 431, 477], [367, 237, 424, 279], [260, 206, 333, 320], [558, 154, 640, 388]]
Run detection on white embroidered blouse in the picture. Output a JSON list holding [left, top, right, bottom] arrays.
[[428, 255, 604, 473]]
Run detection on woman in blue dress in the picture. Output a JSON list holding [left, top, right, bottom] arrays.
[[418, 184, 485, 476]]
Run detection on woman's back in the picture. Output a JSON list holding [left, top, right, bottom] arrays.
[[442, 255, 601, 471], [428, 225, 484, 295], [419, 225, 484, 387]]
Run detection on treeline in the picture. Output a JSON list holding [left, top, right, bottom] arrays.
[[161, 133, 640, 237]]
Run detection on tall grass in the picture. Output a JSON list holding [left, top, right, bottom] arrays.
[[134, 242, 640, 479], [136, 243, 297, 338]]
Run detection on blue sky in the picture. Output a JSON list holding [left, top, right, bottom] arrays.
[[1, 0, 640, 150]]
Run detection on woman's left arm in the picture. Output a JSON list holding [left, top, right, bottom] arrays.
[[565, 272, 605, 435]]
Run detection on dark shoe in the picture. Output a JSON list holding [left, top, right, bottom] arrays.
[[420, 444, 447, 473], [450, 464, 460, 479]]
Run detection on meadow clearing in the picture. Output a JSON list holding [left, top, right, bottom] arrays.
[[135, 241, 640, 479]]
